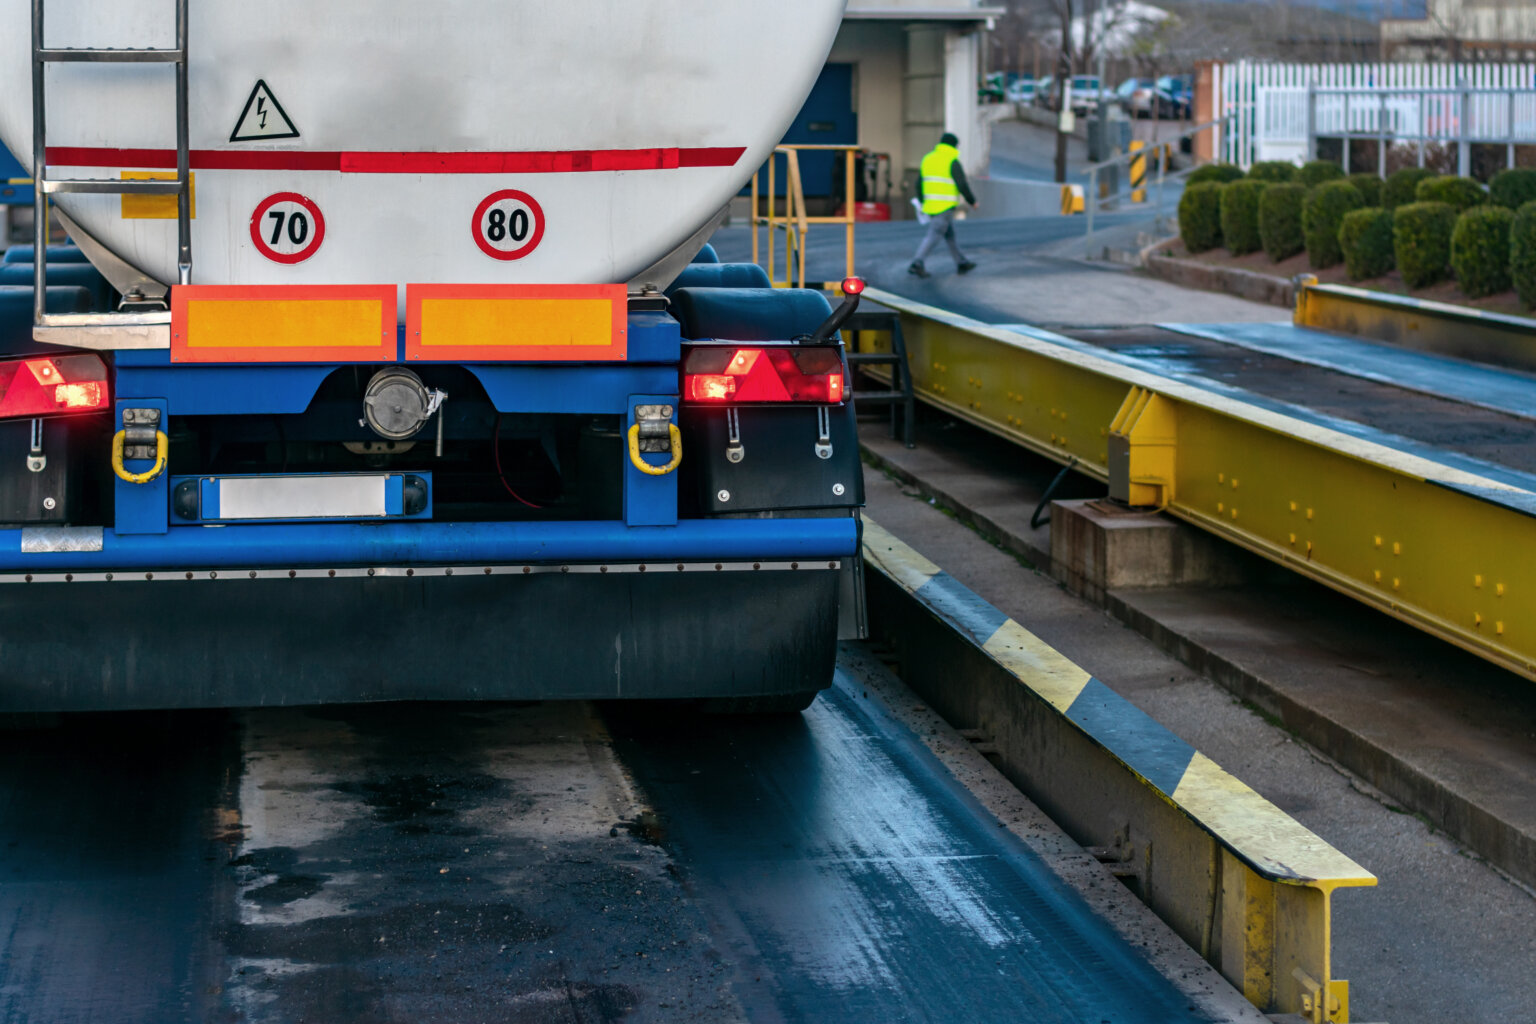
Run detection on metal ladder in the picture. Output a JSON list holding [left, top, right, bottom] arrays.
[[843, 306, 916, 449], [30, 0, 189, 336]]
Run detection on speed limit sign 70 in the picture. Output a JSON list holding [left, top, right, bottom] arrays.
[[250, 193, 325, 264], [473, 189, 545, 260]]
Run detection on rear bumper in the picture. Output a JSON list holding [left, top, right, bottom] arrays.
[[0, 517, 855, 711], [0, 517, 856, 574]]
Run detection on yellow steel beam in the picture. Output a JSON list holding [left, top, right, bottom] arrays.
[[1295, 277, 1536, 374], [857, 286, 1536, 684]]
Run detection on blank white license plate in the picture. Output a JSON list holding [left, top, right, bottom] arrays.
[[214, 475, 391, 520]]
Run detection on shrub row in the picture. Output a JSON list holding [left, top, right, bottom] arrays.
[[1180, 162, 1536, 307]]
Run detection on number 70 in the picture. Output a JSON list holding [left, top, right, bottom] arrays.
[[268, 209, 310, 246]]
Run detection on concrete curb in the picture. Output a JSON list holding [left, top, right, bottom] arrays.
[[861, 516, 1373, 1019], [1102, 592, 1536, 895], [861, 435, 1536, 893], [1141, 243, 1294, 309]]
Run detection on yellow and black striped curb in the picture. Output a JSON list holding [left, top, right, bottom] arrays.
[[862, 517, 1375, 890]]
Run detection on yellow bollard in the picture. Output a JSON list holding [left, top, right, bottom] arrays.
[[1130, 140, 1146, 204]]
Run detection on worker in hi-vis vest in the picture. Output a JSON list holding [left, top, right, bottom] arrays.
[[910, 132, 978, 278]]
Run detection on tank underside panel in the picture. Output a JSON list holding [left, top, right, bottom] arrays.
[[0, 567, 840, 711], [0, 0, 845, 300]]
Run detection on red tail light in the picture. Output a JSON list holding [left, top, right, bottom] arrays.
[[0, 355, 110, 419], [683, 345, 846, 404]]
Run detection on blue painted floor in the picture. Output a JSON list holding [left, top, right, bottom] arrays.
[[997, 322, 1536, 518], [1161, 321, 1536, 422]]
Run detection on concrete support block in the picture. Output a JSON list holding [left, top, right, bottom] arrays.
[[1049, 498, 1251, 602]]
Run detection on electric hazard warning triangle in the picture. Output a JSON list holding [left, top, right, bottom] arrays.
[[229, 80, 299, 142]]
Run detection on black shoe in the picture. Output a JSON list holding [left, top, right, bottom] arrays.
[[908, 261, 929, 278], [957, 260, 977, 274]]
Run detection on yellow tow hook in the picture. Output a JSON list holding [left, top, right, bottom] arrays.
[[627, 421, 682, 476], [111, 429, 168, 484]]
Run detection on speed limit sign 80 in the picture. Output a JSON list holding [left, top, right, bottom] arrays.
[[473, 189, 545, 261], [250, 192, 325, 264]]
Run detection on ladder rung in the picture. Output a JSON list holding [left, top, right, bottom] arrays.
[[843, 315, 898, 329], [847, 352, 901, 364], [38, 47, 182, 63], [42, 178, 183, 195], [852, 391, 908, 402], [37, 311, 171, 328]]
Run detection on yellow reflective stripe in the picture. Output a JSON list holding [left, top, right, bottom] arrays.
[[981, 619, 1092, 713]]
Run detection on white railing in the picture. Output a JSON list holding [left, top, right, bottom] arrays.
[[1214, 61, 1536, 170]]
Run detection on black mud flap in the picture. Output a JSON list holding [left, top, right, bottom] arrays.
[[0, 567, 840, 711]]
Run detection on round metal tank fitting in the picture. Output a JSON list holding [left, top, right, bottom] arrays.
[[363, 367, 432, 440]]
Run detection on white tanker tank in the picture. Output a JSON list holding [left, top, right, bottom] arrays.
[[0, 0, 846, 310]]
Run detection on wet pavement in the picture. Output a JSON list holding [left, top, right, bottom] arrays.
[[0, 666, 1227, 1024]]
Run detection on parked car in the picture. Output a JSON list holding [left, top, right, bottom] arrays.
[[1157, 75, 1193, 119], [1115, 75, 1191, 119], [1005, 77, 1036, 104], [1034, 74, 1104, 115], [1115, 78, 1160, 118], [979, 71, 1006, 104]]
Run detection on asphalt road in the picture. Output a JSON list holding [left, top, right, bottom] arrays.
[[0, 665, 1231, 1024]]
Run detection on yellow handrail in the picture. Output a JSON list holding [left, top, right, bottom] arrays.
[[750, 144, 860, 290]]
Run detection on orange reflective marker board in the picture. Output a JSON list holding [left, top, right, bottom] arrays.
[[405, 284, 627, 362], [171, 285, 398, 363]]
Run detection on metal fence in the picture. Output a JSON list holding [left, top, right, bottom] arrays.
[[1215, 61, 1536, 171]]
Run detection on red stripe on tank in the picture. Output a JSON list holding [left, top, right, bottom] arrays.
[[45, 146, 746, 172]]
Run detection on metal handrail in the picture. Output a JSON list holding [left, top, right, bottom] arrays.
[[750, 144, 859, 289], [31, 0, 190, 330], [1080, 117, 1229, 250]]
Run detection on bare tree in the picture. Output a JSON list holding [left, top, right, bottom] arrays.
[[1048, 0, 1074, 182]]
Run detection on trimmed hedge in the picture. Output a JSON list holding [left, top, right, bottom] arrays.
[[1219, 179, 1268, 255], [1416, 175, 1487, 211], [1301, 180, 1364, 269], [1450, 205, 1514, 298], [1259, 183, 1307, 262], [1298, 160, 1345, 187], [1347, 173, 1383, 207], [1338, 207, 1395, 281], [1179, 182, 1225, 252], [1247, 161, 1297, 183], [1383, 167, 1437, 210], [1187, 163, 1245, 186], [1513, 201, 1536, 309], [1490, 168, 1536, 211], [1393, 201, 1458, 289]]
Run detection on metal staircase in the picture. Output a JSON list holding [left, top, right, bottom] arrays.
[[843, 306, 915, 448], [30, 0, 188, 345]]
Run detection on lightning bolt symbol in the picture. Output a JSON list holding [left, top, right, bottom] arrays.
[[257, 96, 268, 130]]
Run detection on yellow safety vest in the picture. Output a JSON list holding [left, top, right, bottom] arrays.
[[920, 143, 961, 215]]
